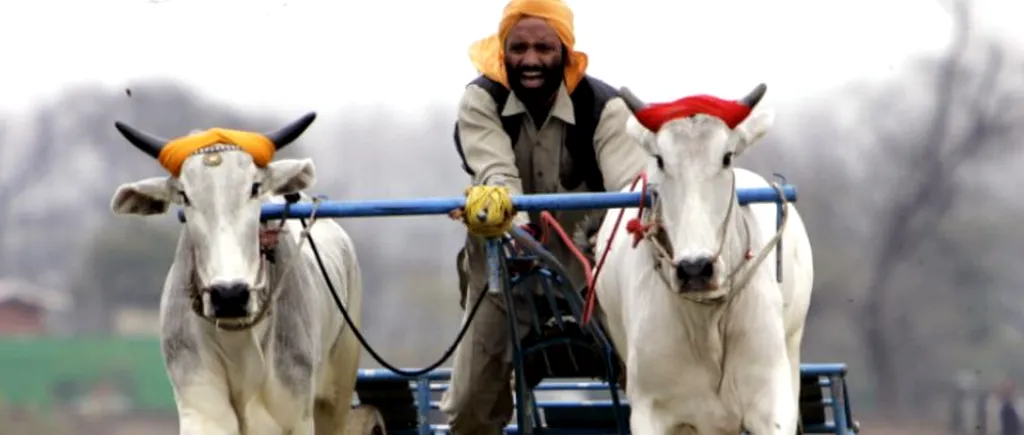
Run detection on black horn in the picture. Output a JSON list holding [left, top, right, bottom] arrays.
[[114, 121, 169, 159], [618, 87, 649, 114], [739, 83, 768, 108], [265, 112, 317, 150]]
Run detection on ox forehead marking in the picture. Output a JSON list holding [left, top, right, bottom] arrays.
[[202, 152, 223, 167], [192, 144, 242, 167]]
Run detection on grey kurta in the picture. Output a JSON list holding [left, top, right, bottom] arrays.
[[440, 79, 647, 434]]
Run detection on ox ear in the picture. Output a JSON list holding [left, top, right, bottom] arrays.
[[264, 158, 316, 196], [734, 110, 775, 156], [626, 116, 657, 155], [110, 177, 176, 216]]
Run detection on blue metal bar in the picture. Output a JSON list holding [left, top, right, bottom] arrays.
[[427, 377, 828, 391], [419, 399, 843, 410], [175, 185, 797, 222], [831, 374, 851, 434], [801, 363, 848, 376], [415, 378, 432, 435], [357, 365, 850, 434], [487, 241, 503, 294], [355, 363, 845, 382], [379, 422, 850, 435]]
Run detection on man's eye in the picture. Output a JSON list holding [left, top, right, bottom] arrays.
[[507, 43, 526, 52], [251, 183, 261, 198], [179, 191, 191, 206]]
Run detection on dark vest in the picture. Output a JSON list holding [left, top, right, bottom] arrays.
[[452, 75, 617, 192]]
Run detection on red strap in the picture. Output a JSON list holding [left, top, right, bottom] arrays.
[[582, 171, 650, 324], [259, 228, 281, 250]]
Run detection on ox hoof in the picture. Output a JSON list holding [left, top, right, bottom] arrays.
[[345, 404, 386, 435]]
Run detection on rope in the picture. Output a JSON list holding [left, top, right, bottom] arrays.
[[633, 178, 791, 302], [536, 210, 595, 292], [723, 182, 790, 292], [580, 172, 651, 324], [296, 196, 490, 378], [457, 185, 517, 238]]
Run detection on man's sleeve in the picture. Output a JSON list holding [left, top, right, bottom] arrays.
[[593, 97, 648, 192], [456, 84, 531, 225]]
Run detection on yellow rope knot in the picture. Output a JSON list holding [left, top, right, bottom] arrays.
[[461, 185, 516, 238]]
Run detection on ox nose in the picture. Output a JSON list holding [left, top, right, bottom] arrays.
[[207, 281, 250, 319], [675, 257, 715, 283]]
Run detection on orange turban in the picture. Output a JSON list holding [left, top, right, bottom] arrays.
[[159, 128, 275, 177], [468, 0, 589, 93]]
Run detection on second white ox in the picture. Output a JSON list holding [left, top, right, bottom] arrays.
[[591, 85, 814, 434], [108, 114, 369, 435]]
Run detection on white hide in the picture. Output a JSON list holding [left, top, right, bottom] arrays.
[[111, 153, 364, 435], [595, 113, 814, 434]]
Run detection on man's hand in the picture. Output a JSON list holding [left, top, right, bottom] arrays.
[[507, 223, 542, 275], [519, 222, 542, 241]]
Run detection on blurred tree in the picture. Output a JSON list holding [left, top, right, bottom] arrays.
[[858, 0, 1024, 416], [72, 218, 179, 333], [0, 79, 287, 283]]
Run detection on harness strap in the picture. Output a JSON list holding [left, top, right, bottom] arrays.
[[635, 178, 790, 304]]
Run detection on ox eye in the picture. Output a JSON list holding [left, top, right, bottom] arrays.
[[178, 191, 191, 206], [722, 152, 733, 167], [250, 183, 261, 198], [654, 155, 664, 170]]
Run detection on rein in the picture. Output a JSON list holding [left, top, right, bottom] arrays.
[[185, 199, 324, 331]]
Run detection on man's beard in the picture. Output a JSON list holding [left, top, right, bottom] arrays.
[[506, 62, 564, 105]]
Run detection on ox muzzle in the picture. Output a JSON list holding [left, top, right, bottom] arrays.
[[674, 255, 716, 292], [204, 280, 251, 319]]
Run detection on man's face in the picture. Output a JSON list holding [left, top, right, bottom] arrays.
[[504, 17, 564, 104]]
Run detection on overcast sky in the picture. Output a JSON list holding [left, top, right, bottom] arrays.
[[0, 0, 1017, 117]]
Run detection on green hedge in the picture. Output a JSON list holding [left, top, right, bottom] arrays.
[[0, 337, 173, 411]]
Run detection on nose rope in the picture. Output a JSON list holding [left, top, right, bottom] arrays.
[[637, 174, 789, 304]]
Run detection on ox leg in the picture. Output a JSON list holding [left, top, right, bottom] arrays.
[[740, 358, 798, 435], [244, 400, 287, 435], [289, 416, 315, 435], [172, 370, 242, 435], [329, 348, 358, 432], [787, 325, 805, 424], [314, 333, 360, 435], [629, 399, 680, 435]]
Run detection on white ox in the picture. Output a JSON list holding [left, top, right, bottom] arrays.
[[591, 86, 814, 434], [108, 114, 372, 435]]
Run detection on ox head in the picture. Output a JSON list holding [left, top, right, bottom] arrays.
[[109, 113, 318, 321], [619, 85, 774, 295]]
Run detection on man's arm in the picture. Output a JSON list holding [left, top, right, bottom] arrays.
[[593, 97, 648, 192], [456, 84, 531, 225]]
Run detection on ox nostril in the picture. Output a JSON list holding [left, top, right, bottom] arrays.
[[209, 282, 249, 300], [206, 281, 250, 317], [675, 257, 715, 281]]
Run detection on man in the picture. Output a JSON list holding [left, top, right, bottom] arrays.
[[999, 379, 1021, 435], [441, 0, 647, 433]]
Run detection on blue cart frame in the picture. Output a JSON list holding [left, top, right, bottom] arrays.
[[229, 185, 859, 434]]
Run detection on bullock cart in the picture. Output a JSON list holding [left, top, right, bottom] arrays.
[[188, 185, 858, 434]]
